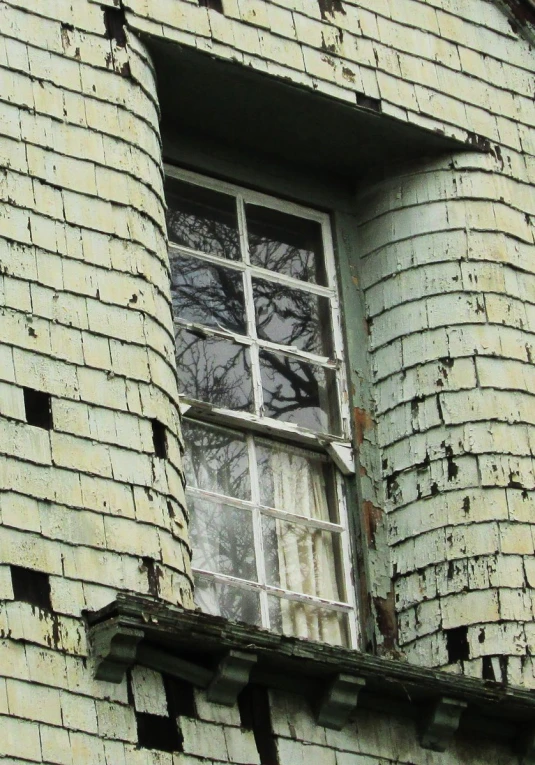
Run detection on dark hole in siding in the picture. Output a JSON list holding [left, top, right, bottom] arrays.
[[152, 419, 167, 459], [238, 685, 278, 765], [11, 566, 52, 610], [165, 675, 196, 719], [356, 93, 382, 113], [318, 0, 345, 19], [141, 557, 162, 598], [199, 0, 224, 12], [136, 712, 183, 752], [482, 655, 496, 681], [23, 387, 53, 430], [446, 626, 469, 663], [103, 6, 127, 47]]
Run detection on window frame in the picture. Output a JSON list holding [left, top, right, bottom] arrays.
[[165, 164, 361, 649]]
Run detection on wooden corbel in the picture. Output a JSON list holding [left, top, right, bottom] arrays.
[[316, 673, 366, 730], [206, 650, 257, 706], [420, 696, 467, 752], [91, 622, 144, 683]]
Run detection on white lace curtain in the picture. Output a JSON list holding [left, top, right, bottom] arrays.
[[271, 449, 343, 645]]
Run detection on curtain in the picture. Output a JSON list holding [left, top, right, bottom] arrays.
[[271, 449, 344, 645]]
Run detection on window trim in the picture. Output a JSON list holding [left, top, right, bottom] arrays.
[[165, 164, 361, 649]]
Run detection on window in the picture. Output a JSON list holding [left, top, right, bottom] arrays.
[[166, 167, 358, 648]]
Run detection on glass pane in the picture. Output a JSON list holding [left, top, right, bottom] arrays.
[[195, 575, 261, 627], [253, 278, 333, 356], [262, 516, 343, 599], [166, 177, 240, 261], [189, 496, 257, 581], [259, 350, 340, 434], [176, 328, 253, 411], [246, 205, 326, 284], [171, 254, 246, 334], [268, 596, 349, 647], [182, 420, 250, 500], [256, 441, 336, 521]]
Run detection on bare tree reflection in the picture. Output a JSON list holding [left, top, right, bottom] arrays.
[[166, 180, 240, 261], [182, 419, 250, 499], [171, 255, 246, 334], [253, 280, 331, 355], [175, 329, 253, 412], [260, 350, 336, 433], [168, 200, 335, 428], [247, 203, 326, 285], [183, 419, 260, 624]]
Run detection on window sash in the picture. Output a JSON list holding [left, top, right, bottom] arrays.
[[167, 167, 359, 648], [167, 166, 351, 444]]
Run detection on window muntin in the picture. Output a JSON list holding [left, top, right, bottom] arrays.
[[166, 168, 357, 648]]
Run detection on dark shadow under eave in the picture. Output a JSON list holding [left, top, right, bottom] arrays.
[[148, 40, 474, 188]]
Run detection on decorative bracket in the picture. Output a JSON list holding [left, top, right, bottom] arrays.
[[206, 650, 257, 706], [420, 696, 467, 752], [316, 673, 366, 730], [91, 622, 144, 683]]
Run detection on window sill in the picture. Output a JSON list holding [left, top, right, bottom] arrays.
[[88, 593, 534, 754]]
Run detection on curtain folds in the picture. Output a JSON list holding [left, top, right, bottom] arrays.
[[271, 450, 343, 645]]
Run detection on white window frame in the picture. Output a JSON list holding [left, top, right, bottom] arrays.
[[166, 165, 360, 648]]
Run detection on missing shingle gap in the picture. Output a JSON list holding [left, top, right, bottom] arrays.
[[23, 387, 53, 430], [446, 626, 469, 663], [11, 565, 52, 610], [152, 419, 167, 459], [238, 685, 279, 764], [135, 676, 194, 752], [199, 0, 224, 12]]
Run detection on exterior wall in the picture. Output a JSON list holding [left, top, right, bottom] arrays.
[[0, 0, 533, 763], [0, 3, 193, 759], [114, 0, 535, 672], [358, 157, 535, 682]]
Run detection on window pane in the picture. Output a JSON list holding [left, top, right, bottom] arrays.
[[190, 496, 257, 581], [195, 576, 262, 627], [262, 516, 343, 599], [166, 178, 240, 260], [171, 255, 246, 334], [182, 420, 251, 500], [256, 441, 336, 519], [268, 596, 349, 647], [246, 204, 326, 284], [253, 278, 333, 356], [259, 350, 340, 434], [176, 329, 253, 411]]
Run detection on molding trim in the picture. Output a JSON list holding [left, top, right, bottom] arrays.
[[88, 594, 535, 747]]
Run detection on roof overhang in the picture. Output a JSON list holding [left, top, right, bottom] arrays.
[[497, 0, 535, 42], [147, 39, 471, 190]]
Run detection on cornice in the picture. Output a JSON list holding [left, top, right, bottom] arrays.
[[88, 594, 535, 757]]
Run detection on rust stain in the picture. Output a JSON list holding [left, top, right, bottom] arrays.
[[373, 588, 398, 653], [354, 406, 374, 445], [362, 500, 383, 548]]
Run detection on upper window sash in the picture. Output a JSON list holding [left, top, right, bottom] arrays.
[[165, 165, 352, 447]]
